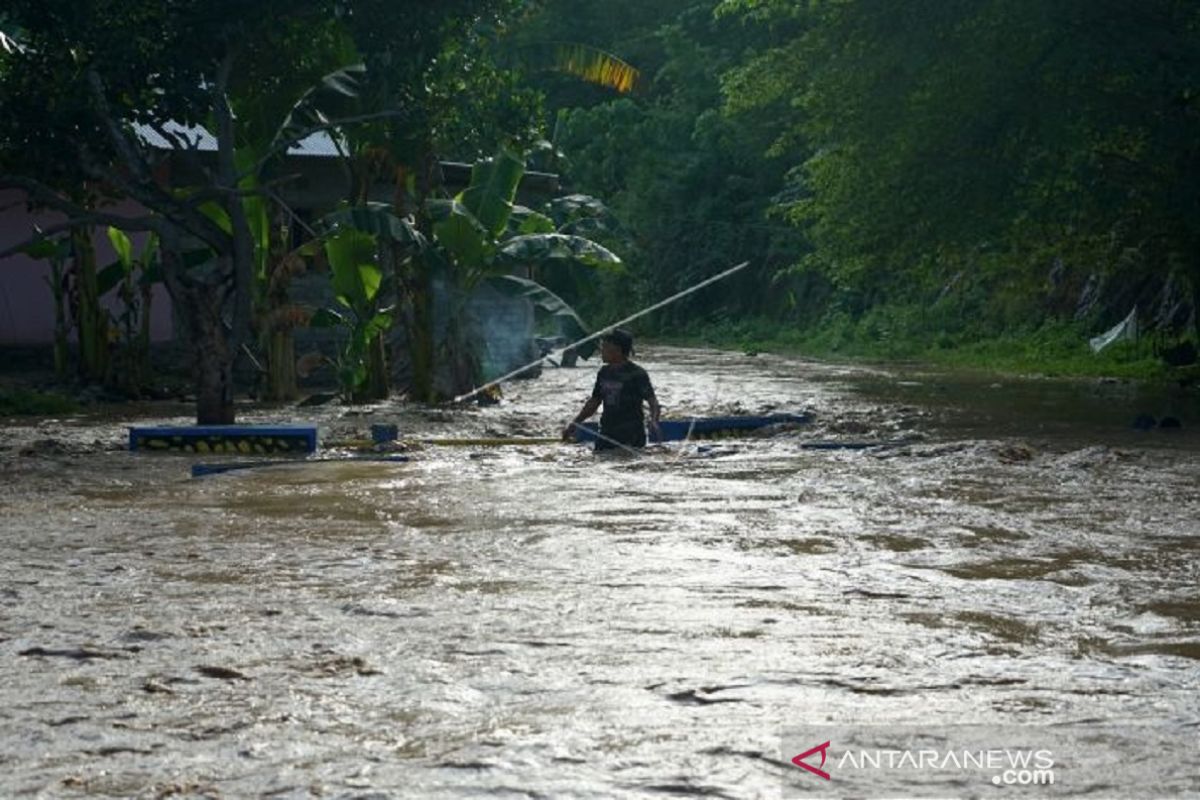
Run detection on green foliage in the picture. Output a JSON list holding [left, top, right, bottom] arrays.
[[431, 198, 496, 278], [265, 63, 370, 162], [720, 0, 1200, 332], [661, 312, 1172, 382], [24, 236, 73, 380], [514, 42, 642, 94], [0, 389, 80, 417], [513, 0, 1199, 371], [420, 147, 620, 386], [320, 203, 422, 245], [312, 228, 394, 400], [515, 0, 806, 328], [459, 149, 525, 236], [496, 233, 621, 269], [7, 0, 1194, 398], [326, 230, 384, 309], [428, 146, 622, 287]]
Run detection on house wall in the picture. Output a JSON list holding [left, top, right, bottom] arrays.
[[0, 190, 174, 344], [0, 160, 560, 361]]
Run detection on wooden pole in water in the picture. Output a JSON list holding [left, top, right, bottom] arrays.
[[453, 261, 751, 404]]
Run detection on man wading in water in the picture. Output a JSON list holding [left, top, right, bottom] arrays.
[[562, 329, 661, 450]]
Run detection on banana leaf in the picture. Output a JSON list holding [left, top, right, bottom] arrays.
[[556, 216, 614, 236], [269, 63, 368, 162], [546, 193, 613, 226], [20, 238, 69, 260], [458, 148, 524, 237], [429, 199, 492, 272], [320, 203, 421, 244], [361, 310, 394, 341], [496, 233, 621, 270], [509, 42, 640, 94], [96, 261, 125, 297], [508, 205, 557, 236], [325, 229, 381, 308], [106, 227, 133, 269], [0, 29, 22, 55], [308, 307, 346, 328]]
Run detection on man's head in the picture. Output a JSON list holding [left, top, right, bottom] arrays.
[[599, 328, 634, 363]]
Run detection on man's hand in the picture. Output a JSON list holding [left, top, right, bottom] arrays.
[[564, 397, 601, 442], [648, 396, 663, 443]]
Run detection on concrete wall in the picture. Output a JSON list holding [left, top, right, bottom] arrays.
[[467, 279, 540, 382], [0, 190, 174, 344]]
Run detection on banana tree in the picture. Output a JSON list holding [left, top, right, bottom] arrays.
[[308, 228, 394, 402], [101, 227, 159, 394], [22, 236, 72, 380], [421, 147, 621, 397], [311, 147, 621, 399], [66, 228, 110, 384], [267, 27, 640, 402]]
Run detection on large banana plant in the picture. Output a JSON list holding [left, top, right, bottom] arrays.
[[430, 147, 620, 349], [102, 227, 160, 394], [308, 228, 393, 402], [313, 147, 620, 392], [275, 38, 637, 401]]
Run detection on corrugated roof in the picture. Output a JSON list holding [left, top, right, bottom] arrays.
[[132, 121, 345, 157]]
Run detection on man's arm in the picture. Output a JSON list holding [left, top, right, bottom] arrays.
[[642, 372, 662, 441], [562, 396, 602, 441]]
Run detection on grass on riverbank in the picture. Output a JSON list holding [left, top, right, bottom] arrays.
[[652, 316, 1195, 383]]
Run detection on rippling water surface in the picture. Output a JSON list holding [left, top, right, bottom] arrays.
[[1, 348, 1197, 798]]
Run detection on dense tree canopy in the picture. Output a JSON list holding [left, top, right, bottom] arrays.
[[512, 0, 1200, 350], [724, 1, 1200, 302], [0, 0, 544, 420], [507, 0, 804, 327]]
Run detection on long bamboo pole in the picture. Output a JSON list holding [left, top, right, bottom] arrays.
[[453, 261, 750, 404]]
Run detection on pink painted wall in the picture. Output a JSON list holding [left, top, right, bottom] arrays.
[[0, 190, 174, 344]]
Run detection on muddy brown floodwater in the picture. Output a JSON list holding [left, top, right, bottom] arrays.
[[1, 347, 1198, 799]]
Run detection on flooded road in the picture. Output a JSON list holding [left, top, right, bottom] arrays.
[[1, 347, 1198, 798]]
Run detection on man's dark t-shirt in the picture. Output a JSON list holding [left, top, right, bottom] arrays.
[[591, 361, 655, 449]]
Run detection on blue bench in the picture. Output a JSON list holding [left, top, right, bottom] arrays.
[[129, 424, 318, 454]]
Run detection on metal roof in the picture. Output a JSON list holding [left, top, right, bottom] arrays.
[[132, 121, 345, 157]]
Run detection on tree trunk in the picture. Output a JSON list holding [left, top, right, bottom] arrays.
[[397, 144, 440, 403], [166, 271, 236, 425], [190, 292, 236, 424], [137, 283, 153, 388], [49, 262, 70, 381], [71, 229, 109, 383], [364, 331, 389, 400], [265, 328, 298, 402], [195, 341, 235, 424], [1192, 264, 1200, 344], [404, 259, 436, 403], [435, 301, 481, 400]]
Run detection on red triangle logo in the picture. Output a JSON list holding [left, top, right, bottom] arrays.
[[792, 740, 832, 781]]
